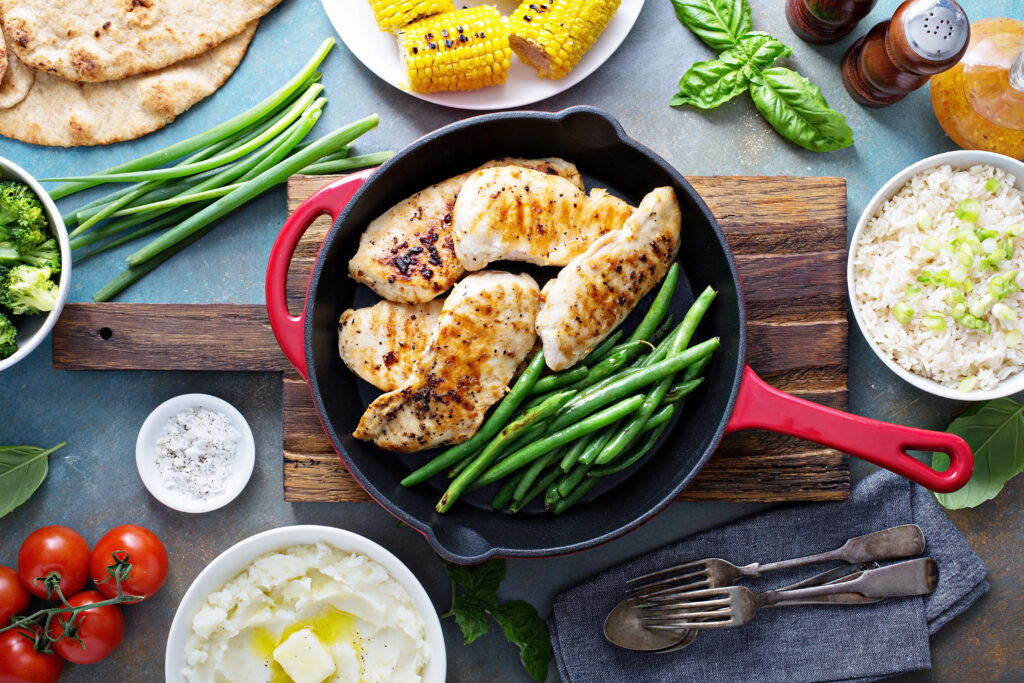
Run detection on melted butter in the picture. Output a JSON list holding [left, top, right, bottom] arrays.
[[249, 608, 361, 683]]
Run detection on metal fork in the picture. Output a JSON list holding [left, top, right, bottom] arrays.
[[628, 524, 924, 600], [638, 557, 938, 630]]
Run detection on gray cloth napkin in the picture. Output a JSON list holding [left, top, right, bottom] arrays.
[[549, 471, 989, 683]]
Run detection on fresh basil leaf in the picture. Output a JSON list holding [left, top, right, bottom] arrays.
[[747, 67, 854, 152], [452, 595, 491, 644], [0, 443, 64, 519], [490, 600, 552, 682], [672, 33, 792, 109], [441, 558, 505, 608], [932, 398, 1024, 509], [670, 0, 753, 51]]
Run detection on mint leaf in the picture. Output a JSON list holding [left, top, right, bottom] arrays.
[[670, 0, 753, 51], [933, 398, 1024, 509], [747, 67, 853, 152], [490, 600, 552, 682], [672, 33, 792, 109], [442, 558, 505, 608], [452, 595, 490, 644]]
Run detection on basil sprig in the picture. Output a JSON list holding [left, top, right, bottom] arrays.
[[671, 33, 792, 109], [670, 0, 853, 152], [932, 398, 1024, 510], [670, 0, 753, 51], [0, 443, 65, 519]]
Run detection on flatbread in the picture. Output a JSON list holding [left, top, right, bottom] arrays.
[[0, 0, 281, 83], [0, 21, 256, 146], [0, 29, 33, 109], [0, 30, 7, 83]]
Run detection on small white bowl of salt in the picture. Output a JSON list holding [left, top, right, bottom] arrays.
[[136, 393, 256, 513]]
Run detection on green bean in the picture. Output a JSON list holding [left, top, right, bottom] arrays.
[[582, 330, 624, 366], [492, 472, 525, 510], [529, 366, 588, 396], [552, 475, 600, 514], [453, 422, 546, 478], [627, 262, 679, 343], [642, 403, 677, 433], [436, 390, 575, 512], [511, 465, 564, 513], [663, 378, 704, 404], [473, 394, 645, 488], [126, 113, 376, 266], [560, 432, 596, 472], [557, 460, 594, 498], [641, 286, 717, 368], [401, 350, 547, 487], [47, 43, 331, 199], [513, 446, 566, 504], [589, 421, 670, 477], [548, 338, 719, 432], [576, 426, 617, 467], [448, 447, 481, 479], [649, 314, 676, 346], [682, 354, 712, 382]]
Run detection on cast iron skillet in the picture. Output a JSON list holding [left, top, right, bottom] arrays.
[[267, 107, 973, 564]]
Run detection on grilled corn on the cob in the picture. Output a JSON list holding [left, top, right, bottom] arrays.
[[369, 0, 455, 33], [509, 0, 622, 79], [398, 6, 514, 93]]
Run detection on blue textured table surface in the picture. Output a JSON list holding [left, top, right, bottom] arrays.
[[1, 0, 1021, 680]]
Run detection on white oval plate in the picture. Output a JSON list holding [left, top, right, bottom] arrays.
[[165, 525, 445, 683], [323, 0, 644, 110], [136, 393, 256, 513]]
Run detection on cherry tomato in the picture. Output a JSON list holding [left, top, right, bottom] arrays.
[[0, 626, 64, 683], [47, 590, 124, 664], [0, 566, 31, 626], [17, 525, 90, 600], [90, 524, 168, 602]]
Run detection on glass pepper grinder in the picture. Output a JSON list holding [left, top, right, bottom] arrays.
[[931, 17, 1024, 158], [841, 0, 970, 107], [785, 0, 878, 44]]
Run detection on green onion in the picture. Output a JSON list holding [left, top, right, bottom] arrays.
[[1008, 224, 1022, 237], [982, 237, 998, 253], [949, 266, 968, 284], [922, 313, 947, 331], [961, 313, 992, 335], [905, 284, 922, 300], [958, 376, 978, 392], [976, 227, 999, 240], [47, 39, 334, 199], [916, 208, 933, 230], [993, 303, 1016, 322], [956, 198, 981, 223], [957, 244, 974, 268], [1005, 239, 1014, 258], [947, 288, 965, 305], [1006, 329, 1022, 346], [970, 294, 995, 318], [951, 302, 967, 321], [893, 301, 914, 324], [985, 177, 1001, 193], [924, 236, 940, 252]]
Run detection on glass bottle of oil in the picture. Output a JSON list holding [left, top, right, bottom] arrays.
[[931, 17, 1024, 158]]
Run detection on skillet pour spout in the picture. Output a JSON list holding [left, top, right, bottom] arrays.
[[266, 106, 973, 564]]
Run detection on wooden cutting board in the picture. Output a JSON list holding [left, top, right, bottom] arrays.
[[53, 174, 850, 503]]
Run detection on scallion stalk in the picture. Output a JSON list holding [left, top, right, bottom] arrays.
[[956, 198, 981, 223]]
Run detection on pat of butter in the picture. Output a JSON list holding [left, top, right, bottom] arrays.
[[272, 629, 336, 683]]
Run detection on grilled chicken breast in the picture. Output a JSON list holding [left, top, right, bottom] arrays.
[[537, 187, 682, 371], [452, 165, 635, 271], [354, 271, 540, 453], [348, 158, 582, 303], [338, 299, 445, 391]]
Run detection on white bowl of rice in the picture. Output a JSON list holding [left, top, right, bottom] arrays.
[[850, 150, 1024, 401]]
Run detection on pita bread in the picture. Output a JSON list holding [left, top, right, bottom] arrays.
[[0, 31, 6, 83], [0, 29, 33, 109], [0, 0, 281, 83], [0, 21, 256, 146]]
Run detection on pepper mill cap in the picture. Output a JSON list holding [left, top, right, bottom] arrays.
[[902, 0, 969, 61]]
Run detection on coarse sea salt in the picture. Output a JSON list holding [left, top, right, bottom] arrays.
[[154, 407, 240, 499]]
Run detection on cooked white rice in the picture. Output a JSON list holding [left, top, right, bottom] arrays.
[[853, 163, 1024, 391]]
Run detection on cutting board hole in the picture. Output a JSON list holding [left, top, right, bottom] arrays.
[[98, 327, 113, 340]]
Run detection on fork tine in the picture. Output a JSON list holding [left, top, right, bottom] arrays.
[[638, 599, 733, 616], [628, 572, 711, 597], [627, 560, 706, 584], [645, 619, 734, 630], [636, 585, 729, 604], [633, 578, 714, 600]]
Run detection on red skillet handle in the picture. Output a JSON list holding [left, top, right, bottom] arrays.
[[725, 366, 974, 493], [265, 168, 374, 379]]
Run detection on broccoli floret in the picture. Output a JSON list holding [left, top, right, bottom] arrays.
[[0, 238, 61, 273], [0, 312, 16, 359], [0, 264, 58, 316], [0, 181, 49, 254]]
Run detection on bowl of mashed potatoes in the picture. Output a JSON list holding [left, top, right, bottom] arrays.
[[165, 525, 445, 682]]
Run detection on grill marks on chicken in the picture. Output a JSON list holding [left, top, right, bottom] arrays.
[[353, 271, 540, 453], [451, 165, 634, 271], [537, 187, 682, 371], [338, 299, 445, 392], [348, 158, 583, 303]]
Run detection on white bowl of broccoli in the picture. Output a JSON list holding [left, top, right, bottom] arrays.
[[0, 156, 70, 371]]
